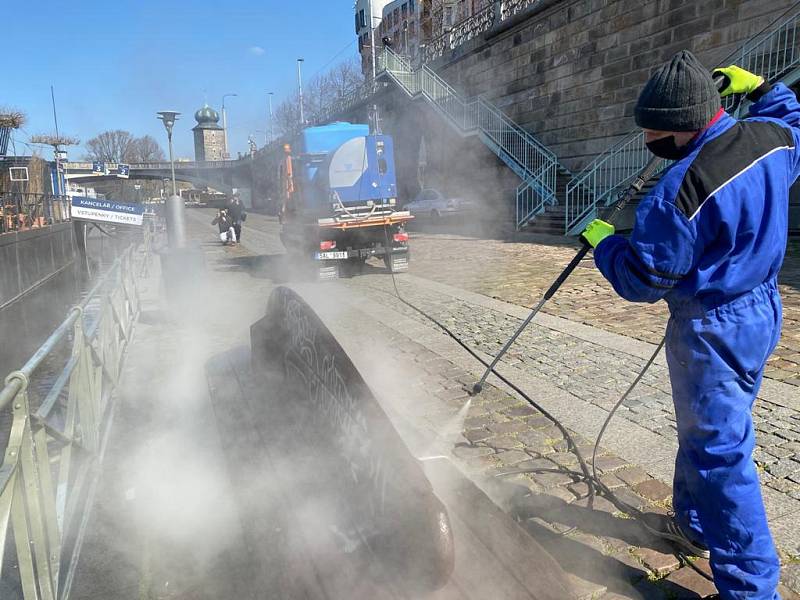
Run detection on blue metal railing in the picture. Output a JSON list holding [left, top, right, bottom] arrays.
[[565, 5, 800, 235]]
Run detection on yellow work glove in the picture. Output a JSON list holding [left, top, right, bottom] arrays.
[[712, 65, 765, 98], [581, 219, 615, 248]]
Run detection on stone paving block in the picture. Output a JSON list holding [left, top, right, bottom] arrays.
[[549, 451, 580, 468], [600, 473, 627, 490], [532, 470, 577, 489], [568, 531, 609, 555], [487, 420, 530, 435], [662, 565, 718, 598], [568, 481, 590, 499], [524, 413, 555, 428], [516, 428, 553, 451], [503, 404, 538, 418], [495, 449, 531, 466], [632, 546, 680, 577], [564, 572, 608, 600], [634, 478, 673, 503], [464, 415, 492, 429], [785, 562, 800, 592], [610, 488, 647, 512], [769, 459, 800, 479], [463, 428, 492, 443], [615, 466, 651, 487], [486, 434, 524, 450], [593, 455, 629, 473]]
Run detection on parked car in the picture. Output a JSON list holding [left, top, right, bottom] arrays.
[[404, 189, 477, 222]]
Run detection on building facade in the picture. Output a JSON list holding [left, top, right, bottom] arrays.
[[372, 0, 492, 64], [356, 0, 394, 76], [192, 104, 225, 162]]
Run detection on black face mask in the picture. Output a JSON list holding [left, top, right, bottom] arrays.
[[645, 136, 688, 160]]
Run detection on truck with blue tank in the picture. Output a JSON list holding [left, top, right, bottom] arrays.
[[279, 122, 412, 279]]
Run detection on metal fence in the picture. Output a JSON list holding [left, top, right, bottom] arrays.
[[0, 239, 148, 600], [1, 193, 71, 234], [564, 5, 800, 235]]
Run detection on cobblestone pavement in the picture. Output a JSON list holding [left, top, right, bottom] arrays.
[[346, 274, 800, 506], [407, 230, 800, 385], [188, 210, 800, 598]]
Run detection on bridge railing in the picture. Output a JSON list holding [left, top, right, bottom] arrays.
[[64, 160, 241, 171], [1, 192, 71, 234], [0, 238, 150, 600]]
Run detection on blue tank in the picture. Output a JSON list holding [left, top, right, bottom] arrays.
[[294, 123, 397, 211]]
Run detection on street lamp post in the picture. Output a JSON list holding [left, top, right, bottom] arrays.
[[368, 0, 377, 81], [222, 93, 237, 160], [297, 58, 305, 126], [157, 110, 185, 248], [268, 92, 275, 145]]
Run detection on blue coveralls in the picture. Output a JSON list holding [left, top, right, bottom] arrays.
[[594, 83, 800, 599]]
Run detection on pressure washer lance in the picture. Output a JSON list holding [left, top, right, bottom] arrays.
[[469, 154, 663, 396]]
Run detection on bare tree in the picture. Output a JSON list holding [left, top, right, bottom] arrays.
[[127, 135, 165, 162], [85, 130, 135, 162], [326, 57, 364, 97], [274, 93, 303, 138], [0, 108, 26, 129]]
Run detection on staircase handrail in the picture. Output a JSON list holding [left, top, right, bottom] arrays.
[[380, 47, 561, 227]]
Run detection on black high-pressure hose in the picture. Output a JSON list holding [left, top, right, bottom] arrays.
[[377, 177, 676, 537], [381, 150, 660, 499]]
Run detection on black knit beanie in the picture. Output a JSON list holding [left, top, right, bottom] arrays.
[[635, 50, 721, 131]]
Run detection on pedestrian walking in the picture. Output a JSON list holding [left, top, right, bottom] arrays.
[[227, 194, 247, 244], [582, 50, 798, 599]]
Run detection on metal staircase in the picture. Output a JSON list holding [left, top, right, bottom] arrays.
[[564, 5, 800, 236], [378, 48, 565, 229]]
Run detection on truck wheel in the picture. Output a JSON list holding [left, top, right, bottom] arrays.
[[318, 262, 340, 281], [385, 252, 409, 273]]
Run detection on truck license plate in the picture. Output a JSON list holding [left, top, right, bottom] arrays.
[[316, 251, 348, 260]]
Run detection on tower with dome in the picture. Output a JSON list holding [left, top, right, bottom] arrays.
[[192, 104, 225, 161]]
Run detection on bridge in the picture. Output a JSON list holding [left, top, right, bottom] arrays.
[[63, 158, 256, 195]]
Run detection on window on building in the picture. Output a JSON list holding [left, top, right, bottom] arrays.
[[402, 3, 408, 18], [394, 7, 400, 22], [409, 21, 416, 37], [409, 0, 415, 13], [444, 6, 453, 27]]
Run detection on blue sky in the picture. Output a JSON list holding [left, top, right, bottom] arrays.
[[5, 1, 358, 160]]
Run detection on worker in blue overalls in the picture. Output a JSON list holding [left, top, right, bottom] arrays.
[[582, 50, 798, 599]]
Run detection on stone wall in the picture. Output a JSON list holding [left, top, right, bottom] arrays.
[[430, 0, 798, 170]]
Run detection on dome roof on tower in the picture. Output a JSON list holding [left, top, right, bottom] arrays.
[[193, 103, 223, 131], [195, 104, 220, 124]]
